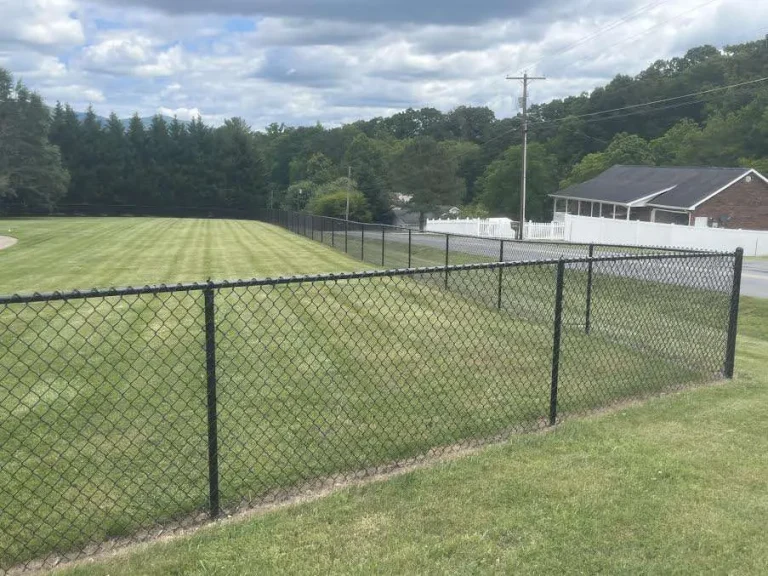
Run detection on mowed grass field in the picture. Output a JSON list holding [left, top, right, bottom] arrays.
[[0, 217, 733, 569], [61, 299, 768, 576], [0, 218, 364, 294]]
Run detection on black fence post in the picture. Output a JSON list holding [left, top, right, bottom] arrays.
[[585, 243, 594, 334], [203, 286, 220, 518], [549, 260, 565, 426], [361, 223, 365, 261], [408, 229, 412, 268], [444, 235, 450, 289], [331, 219, 335, 248], [725, 247, 744, 378], [381, 227, 385, 266], [497, 240, 504, 310], [320, 217, 324, 244], [345, 220, 349, 254]]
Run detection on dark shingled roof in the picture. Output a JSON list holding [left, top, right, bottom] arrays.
[[553, 165, 752, 209]]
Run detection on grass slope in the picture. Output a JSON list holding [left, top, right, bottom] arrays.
[[60, 297, 768, 576]]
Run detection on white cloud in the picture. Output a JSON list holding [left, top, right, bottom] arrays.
[[0, 0, 84, 49], [2, 0, 766, 129], [157, 106, 201, 120]]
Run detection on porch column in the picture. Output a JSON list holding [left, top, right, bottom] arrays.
[[612, 204, 616, 219], [626, 207, 631, 221]]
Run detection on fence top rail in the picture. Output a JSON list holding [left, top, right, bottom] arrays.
[[275, 210, 715, 255], [0, 250, 734, 305]]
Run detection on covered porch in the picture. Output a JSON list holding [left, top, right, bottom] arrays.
[[552, 197, 690, 225]]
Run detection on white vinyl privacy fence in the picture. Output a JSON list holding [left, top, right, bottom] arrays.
[[427, 214, 768, 255], [563, 214, 768, 256]]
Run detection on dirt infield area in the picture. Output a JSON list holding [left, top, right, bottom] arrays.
[[0, 236, 18, 251]]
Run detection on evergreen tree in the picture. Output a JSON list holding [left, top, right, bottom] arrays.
[[392, 137, 465, 229], [0, 68, 69, 212]]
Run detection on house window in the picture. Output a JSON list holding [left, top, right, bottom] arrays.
[[600, 203, 612, 218], [653, 210, 689, 225], [614, 205, 628, 219], [567, 201, 579, 215], [579, 201, 592, 216]]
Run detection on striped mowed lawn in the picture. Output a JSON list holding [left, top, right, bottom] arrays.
[[0, 217, 725, 568]]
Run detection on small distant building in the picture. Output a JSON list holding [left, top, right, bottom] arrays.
[[551, 165, 768, 229]]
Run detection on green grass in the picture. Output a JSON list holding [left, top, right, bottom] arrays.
[[0, 217, 736, 569], [58, 297, 768, 576], [0, 218, 364, 294]]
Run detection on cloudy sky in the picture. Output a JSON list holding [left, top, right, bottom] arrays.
[[0, 0, 766, 129]]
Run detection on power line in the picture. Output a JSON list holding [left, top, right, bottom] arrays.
[[534, 76, 768, 126], [514, 0, 674, 75], [548, 0, 722, 76]]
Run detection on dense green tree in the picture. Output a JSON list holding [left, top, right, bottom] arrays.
[[477, 143, 557, 220], [560, 133, 655, 187], [307, 190, 371, 221], [392, 137, 465, 229], [212, 117, 269, 211], [343, 134, 393, 221], [0, 68, 69, 211]]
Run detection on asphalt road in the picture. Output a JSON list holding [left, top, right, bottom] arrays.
[[325, 230, 768, 298], [742, 260, 768, 299]]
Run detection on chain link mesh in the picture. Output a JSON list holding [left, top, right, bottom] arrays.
[[0, 214, 739, 572]]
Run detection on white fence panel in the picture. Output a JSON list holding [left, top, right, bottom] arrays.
[[563, 214, 768, 256], [525, 221, 566, 241], [426, 218, 518, 239]]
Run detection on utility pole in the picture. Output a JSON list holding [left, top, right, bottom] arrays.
[[345, 165, 352, 221], [506, 71, 545, 240]]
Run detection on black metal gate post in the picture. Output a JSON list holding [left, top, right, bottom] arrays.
[[725, 247, 744, 378], [320, 217, 324, 244], [331, 219, 335, 248], [497, 240, 505, 310], [381, 227, 385, 266], [585, 243, 594, 334], [203, 286, 220, 518], [403, 230, 409, 268], [549, 260, 565, 426], [444, 235, 450, 289], [345, 220, 348, 254], [361, 224, 365, 261]]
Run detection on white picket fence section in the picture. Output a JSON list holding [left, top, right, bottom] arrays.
[[426, 217, 565, 241], [562, 214, 768, 256], [524, 221, 566, 240], [425, 218, 518, 239]]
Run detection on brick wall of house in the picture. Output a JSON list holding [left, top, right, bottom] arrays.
[[693, 175, 768, 230]]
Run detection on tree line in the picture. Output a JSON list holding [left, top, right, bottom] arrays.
[[1, 35, 767, 224]]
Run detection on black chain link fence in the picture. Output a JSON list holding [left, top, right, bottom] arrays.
[[266, 209, 705, 271], [0, 221, 742, 572]]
